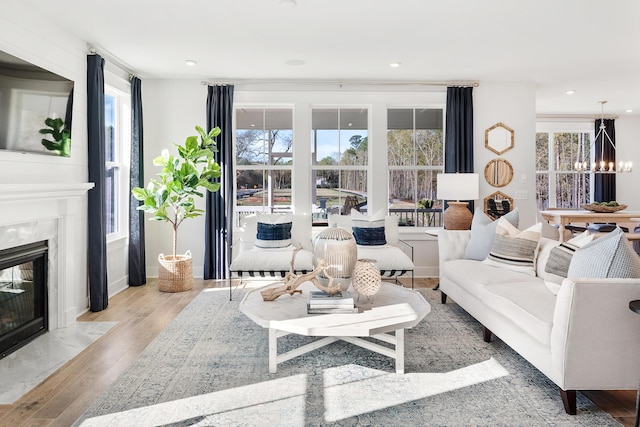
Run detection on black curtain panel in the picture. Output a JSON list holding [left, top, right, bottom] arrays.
[[204, 85, 234, 280], [594, 118, 616, 202], [87, 54, 108, 311], [128, 76, 146, 286], [444, 86, 475, 211], [445, 87, 474, 173]]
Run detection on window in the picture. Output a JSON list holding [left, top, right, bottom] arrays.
[[535, 127, 592, 210], [311, 108, 368, 224], [104, 86, 130, 237], [235, 108, 293, 224], [387, 108, 444, 227]]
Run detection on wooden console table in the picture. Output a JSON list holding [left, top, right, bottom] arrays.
[[540, 210, 640, 242]]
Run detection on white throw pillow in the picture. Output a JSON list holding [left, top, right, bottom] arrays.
[[567, 227, 640, 279], [463, 207, 519, 260], [482, 218, 541, 276]]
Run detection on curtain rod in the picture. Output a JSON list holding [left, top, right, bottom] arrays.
[[87, 46, 137, 79], [200, 79, 479, 88]]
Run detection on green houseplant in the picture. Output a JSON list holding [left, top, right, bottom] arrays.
[[132, 125, 222, 292], [39, 117, 71, 157]]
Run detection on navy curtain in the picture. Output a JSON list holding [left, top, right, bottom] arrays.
[[204, 85, 234, 280], [87, 54, 108, 311], [445, 87, 474, 173], [128, 76, 146, 286], [444, 87, 475, 211], [594, 118, 616, 202]]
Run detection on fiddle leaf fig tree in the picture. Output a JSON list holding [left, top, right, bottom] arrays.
[[132, 126, 222, 258]]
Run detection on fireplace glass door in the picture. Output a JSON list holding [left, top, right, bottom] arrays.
[[0, 241, 48, 358]]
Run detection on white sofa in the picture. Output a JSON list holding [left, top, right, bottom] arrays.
[[438, 229, 640, 415]]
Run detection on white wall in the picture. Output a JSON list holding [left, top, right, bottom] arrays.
[[141, 80, 208, 276], [142, 81, 539, 278], [474, 82, 538, 228], [0, 4, 92, 317]]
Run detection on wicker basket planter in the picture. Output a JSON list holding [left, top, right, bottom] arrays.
[[158, 251, 193, 293]]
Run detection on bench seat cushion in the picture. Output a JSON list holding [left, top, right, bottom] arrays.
[[230, 247, 314, 277]]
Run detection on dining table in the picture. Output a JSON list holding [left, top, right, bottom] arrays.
[[539, 209, 640, 242]]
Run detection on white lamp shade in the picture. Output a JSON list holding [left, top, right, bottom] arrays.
[[437, 173, 479, 201]]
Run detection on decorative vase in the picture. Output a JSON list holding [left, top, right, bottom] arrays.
[[352, 258, 382, 297], [313, 225, 357, 292], [157, 250, 193, 292]]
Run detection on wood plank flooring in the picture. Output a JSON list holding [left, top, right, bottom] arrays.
[[0, 278, 636, 426]]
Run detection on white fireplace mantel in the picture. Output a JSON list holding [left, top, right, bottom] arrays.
[[0, 182, 94, 329], [0, 183, 94, 203]]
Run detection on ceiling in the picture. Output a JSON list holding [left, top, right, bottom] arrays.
[[24, 0, 640, 116]]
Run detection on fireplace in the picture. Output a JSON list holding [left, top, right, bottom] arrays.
[[0, 241, 48, 359]]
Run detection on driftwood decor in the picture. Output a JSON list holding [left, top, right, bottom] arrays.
[[260, 247, 342, 301]]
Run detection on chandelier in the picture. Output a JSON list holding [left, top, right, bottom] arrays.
[[574, 101, 633, 173]]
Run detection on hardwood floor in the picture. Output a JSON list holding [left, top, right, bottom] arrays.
[[0, 278, 636, 426]]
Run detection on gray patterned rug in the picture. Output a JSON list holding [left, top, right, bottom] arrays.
[[74, 284, 620, 427]]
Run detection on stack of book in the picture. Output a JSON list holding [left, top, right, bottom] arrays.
[[307, 291, 358, 314]]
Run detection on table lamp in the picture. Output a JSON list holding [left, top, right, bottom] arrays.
[[437, 173, 479, 230]]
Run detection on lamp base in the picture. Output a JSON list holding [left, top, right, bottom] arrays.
[[443, 202, 473, 230]]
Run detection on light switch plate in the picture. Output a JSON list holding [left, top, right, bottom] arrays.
[[515, 190, 527, 199]]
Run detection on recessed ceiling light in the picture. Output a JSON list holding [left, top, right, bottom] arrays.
[[565, 90, 575, 95], [285, 59, 305, 66], [626, 109, 633, 113], [279, 0, 297, 7], [389, 62, 401, 68], [185, 60, 197, 66]]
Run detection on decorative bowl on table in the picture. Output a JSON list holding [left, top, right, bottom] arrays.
[[580, 203, 627, 213]]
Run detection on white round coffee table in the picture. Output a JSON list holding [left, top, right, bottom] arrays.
[[240, 281, 431, 374]]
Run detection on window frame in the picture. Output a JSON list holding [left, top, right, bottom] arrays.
[[104, 84, 131, 242], [386, 106, 445, 228], [310, 107, 369, 225], [234, 107, 294, 225], [535, 120, 594, 209]]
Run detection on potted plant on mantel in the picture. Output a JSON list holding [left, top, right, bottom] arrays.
[[132, 126, 222, 292]]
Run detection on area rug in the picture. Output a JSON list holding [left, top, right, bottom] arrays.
[[74, 284, 620, 427]]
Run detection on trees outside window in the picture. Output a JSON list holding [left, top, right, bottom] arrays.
[[387, 108, 443, 227], [536, 127, 592, 210], [311, 108, 368, 224], [235, 108, 293, 225]]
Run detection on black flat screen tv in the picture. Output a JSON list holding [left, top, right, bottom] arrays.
[[0, 50, 74, 157]]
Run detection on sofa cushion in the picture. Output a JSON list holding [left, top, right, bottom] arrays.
[[543, 231, 594, 295], [567, 227, 640, 279], [482, 219, 541, 276], [442, 259, 540, 301], [481, 282, 556, 346], [463, 207, 519, 260]]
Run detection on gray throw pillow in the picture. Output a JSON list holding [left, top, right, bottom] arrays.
[[463, 207, 519, 260], [567, 227, 640, 278]]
